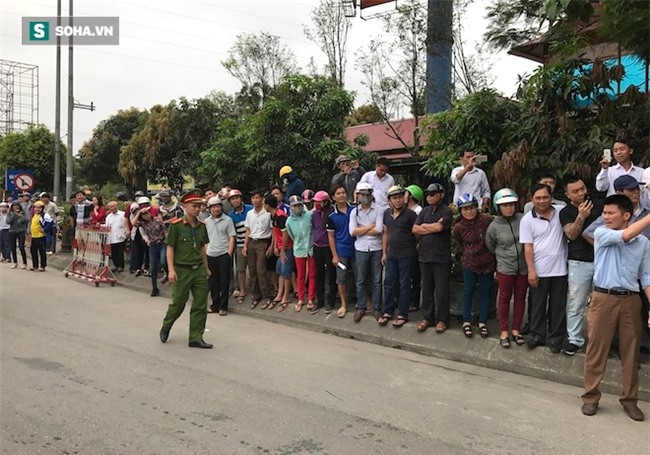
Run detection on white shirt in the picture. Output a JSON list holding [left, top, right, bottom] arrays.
[[519, 205, 568, 277], [105, 210, 127, 244], [244, 207, 272, 240], [450, 166, 491, 208], [360, 171, 395, 209], [595, 162, 644, 195], [349, 203, 384, 252]]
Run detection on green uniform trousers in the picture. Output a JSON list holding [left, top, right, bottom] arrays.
[[162, 266, 209, 342]]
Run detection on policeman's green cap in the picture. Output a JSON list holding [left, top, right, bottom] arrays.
[[180, 189, 204, 204]]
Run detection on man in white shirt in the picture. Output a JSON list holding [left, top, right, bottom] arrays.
[[595, 137, 644, 195], [243, 190, 273, 308], [105, 201, 127, 272], [359, 158, 395, 210], [523, 173, 566, 214], [520, 183, 568, 354], [450, 149, 491, 210]]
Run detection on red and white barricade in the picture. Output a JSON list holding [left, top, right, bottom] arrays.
[[64, 224, 116, 287]]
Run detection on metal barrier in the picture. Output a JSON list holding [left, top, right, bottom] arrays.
[[64, 224, 116, 287]]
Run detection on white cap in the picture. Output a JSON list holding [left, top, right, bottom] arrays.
[[207, 196, 222, 207], [136, 196, 151, 205]]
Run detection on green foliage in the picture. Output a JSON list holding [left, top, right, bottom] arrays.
[[345, 104, 383, 126], [599, 0, 650, 63], [77, 108, 148, 189], [0, 125, 66, 194], [422, 89, 522, 178], [200, 74, 354, 192]]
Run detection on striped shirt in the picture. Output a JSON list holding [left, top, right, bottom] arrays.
[[228, 204, 252, 248]]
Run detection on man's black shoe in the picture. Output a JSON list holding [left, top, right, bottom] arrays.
[[151, 288, 159, 297], [549, 344, 561, 354], [581, 403, 598, 416], [189, 340, 213, 349], [159, 326, 170, 343], [520, 323, 530, 335], [562, 343, 581, 356], [526, 336, 544, 350], [310, 304, 322, 315], [324, 306, 334, 314]]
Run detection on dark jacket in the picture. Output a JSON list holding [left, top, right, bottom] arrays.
[[284, 171, 305, 202]]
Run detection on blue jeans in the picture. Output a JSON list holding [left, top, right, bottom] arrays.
[[383, 257, 414, 318], [149, 242, 166, 290], [462, 267, 493, 324], [566, 260, 594, 347], [355, 250, 383, 311]]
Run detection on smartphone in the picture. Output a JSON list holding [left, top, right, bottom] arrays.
[[603, 148, 612, 162], [337, 262, 347, 271], [474, 155, 488, 164]]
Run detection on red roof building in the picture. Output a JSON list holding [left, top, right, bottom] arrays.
[[344, 117, 426, 160]]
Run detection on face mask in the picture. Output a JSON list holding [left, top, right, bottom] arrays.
[[357, 195, 370, 205], [291, 205, 305, 216], [283, 178, 289, 185]]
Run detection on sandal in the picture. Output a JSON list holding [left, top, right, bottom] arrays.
[[378, 314, 392, 326], [294, 302, 304, 312], [392, 316, 408, 328], [416, 319, 430, 332], [261, 300, 271, 310], [463, 324, 473, 338], [250, 299, 261, 309], [499, 337, 511, 349], [513, 334, 525, 346], [479, 326, 489, 338], [337, 306, 347, 318], [277, 301, 290, 312], [237, 295, 246, 305], [306, 301, 315, 311], [267, 300, 278, 310]]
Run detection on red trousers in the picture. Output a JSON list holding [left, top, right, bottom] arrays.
[[295, 256, 316, 302], [582, 292, 641, 405], [496, 272, 528, 333]]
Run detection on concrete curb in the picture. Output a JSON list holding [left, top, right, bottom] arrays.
[[45, 252, 649, 401]]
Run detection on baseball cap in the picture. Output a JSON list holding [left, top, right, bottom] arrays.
[[614, 175, 643, 191]]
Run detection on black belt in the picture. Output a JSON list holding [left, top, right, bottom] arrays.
[[251, 238, 271, 243], [176, 263, 202, 270], [594, 286, 638, 297]]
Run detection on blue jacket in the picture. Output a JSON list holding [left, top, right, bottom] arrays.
[[284, 171, 305, 203]]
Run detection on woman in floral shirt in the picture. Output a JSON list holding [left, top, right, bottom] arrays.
[[453, 193, 495, 338]]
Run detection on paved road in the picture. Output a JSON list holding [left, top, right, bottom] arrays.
[[1, 268, 649, 455]]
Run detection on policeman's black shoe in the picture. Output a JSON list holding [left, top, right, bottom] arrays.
[[159, 326, 170, 343], [151, 288, 159, 297], [189, 340, 213, 349]]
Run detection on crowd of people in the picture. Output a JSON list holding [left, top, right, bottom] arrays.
[[2, 136, 649, 422]]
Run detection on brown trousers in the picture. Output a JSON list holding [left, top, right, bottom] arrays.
[[247, 239, 270, 300], [582, 292, 641, 405]]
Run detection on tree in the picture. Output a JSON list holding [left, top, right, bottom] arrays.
[[77, 108, 148, 189], [119, 96, 226, 191], [452, 0, 494, 98], [0, 125, 66, 194], [200, 74, 355, 192], [356, 0, 427, 156], [222, 32, 298, 110], [304, 0, 352, 87], [345, 104, 384, 126]]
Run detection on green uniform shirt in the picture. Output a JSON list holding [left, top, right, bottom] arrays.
[[166, 217, 209, 266]]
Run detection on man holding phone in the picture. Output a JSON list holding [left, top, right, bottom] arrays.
[[450, 149, 491, 211], [596, 137, 644, 196]]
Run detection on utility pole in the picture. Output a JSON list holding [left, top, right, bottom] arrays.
[[65, 0, 74, 201], [53, 0, 61, 202], [426, 0, 453, 113]]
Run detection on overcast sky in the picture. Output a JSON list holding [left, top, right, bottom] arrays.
[[1, 0, 539, 158]]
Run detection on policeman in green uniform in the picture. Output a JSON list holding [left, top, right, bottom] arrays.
[[159, 189, 213, 348]]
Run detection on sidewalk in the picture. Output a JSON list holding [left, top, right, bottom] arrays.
[[45, 251, 650, 401]]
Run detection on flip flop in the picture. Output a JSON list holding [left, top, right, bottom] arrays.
[[378, 314, 392, 326], [250, 299, 260, 309], [306, 301, 315, 310], [337, 307, 347, 318], [237, 295, 246, 305], [277, 301, 290, 312], [392, 316, 408, 328], [294, 302, 304, 312]]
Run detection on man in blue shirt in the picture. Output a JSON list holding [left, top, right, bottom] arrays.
[[582, 195, 650, 422]]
